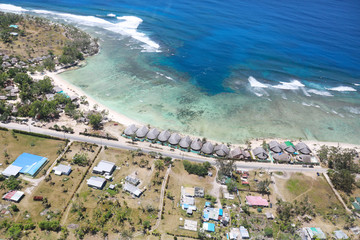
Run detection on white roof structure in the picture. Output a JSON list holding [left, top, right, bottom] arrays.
[[240, 226, 250, 239], [184, 219, 197, 231], [2, 190, 24, 202], [53, 164, 71, 176], [87, 176, 106, 189], [123, 182, 142, 197], [2, 165, 22, 177], [93, 160, 116, 175]]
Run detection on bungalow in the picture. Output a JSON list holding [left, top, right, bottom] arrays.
[[229, 147, 242, 159], [246, 196, 269, 207], [269, 141, 282, 153], [168, 133, 181, 146], [123, 182, 142, 197], [179, 136, 192, 150], [135, 125, 149, 139], [2, 191, 24, 203], [157, 130, 171, 143], [92, 160, 116, 175], [124, 124, 138, 137], [252, 147, 268, 160], [273, 152, 290, 163], [201, 142, 214, 155], [52, 164, 71, 176], [146, 128, 160, 141], [214, 144, 230, 157], [125, 175, 140, 186], [87, 176, 106, 189], [297, 155, 312, 163], [190, 138, 203, 151], [296, 142, 311, 155], [281, 141, 296, 154]]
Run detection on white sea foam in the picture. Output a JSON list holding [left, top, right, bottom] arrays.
[[345, 107, 360, 115], [326, 86, 357, 92], [272, 79, 304, 90], [307, 89, 333, 97], [4, 4, 161, 52], [107, 13, 116, 17], [0, 3, 28, 12], [248, 76, 268, 88], [302, 102, 311, 107]]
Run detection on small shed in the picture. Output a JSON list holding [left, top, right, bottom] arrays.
[[203, 222, 215, 232]]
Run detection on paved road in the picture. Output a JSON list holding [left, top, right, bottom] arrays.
[[0, 122, 327, 173]]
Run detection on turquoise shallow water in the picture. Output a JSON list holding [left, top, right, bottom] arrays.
[[1, 1, 360, 144]]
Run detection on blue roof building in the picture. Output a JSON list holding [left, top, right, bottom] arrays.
[[203, 222, 215, 232], [11, 153, 48, 177], [9, 25, 18, 28]]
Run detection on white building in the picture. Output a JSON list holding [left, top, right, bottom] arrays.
[[2, 165, 22, 178], [93, 160, 116, 175], [87, 176, 106, 189], [53, 164, 71, 176]]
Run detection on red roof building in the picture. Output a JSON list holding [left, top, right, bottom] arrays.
[[246, 196, 269, 207]]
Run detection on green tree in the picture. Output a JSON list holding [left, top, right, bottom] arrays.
[[264, 227, 273, 237], [154, 159, 165, 171], [226, 179, 237, 193], [257, 179, 271, 194], [72, 153, 89, 166], [329, 169, 355, 194], [88, 112, 102, 129]]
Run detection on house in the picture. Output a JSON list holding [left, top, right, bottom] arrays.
[[194, 187, 204, 197], [87, 176, 106, 189], [297, 155, 312, 163], [190, 138, 203, 151], [229, 228, 241, 240], [214, 144, 230, 157], [135, 125, 149, 138], [125, 175, 140, 186], [2, 153, 48, 177], [273, 152, 290, 163], [203, 208, 223, 221], [252, 147, 268, 160], [53, 164, 71, 176], [146, 128, 160, 141], [239, 226, 250, 239], [351, 197, 360, 212], [281, 141, 296, 154], [123, 182, 142, 197], [296, 142, 311, 155], [269, 141, 282, 153], [201, 142, 214, 155], [334, 230, 349, 239], [2, 165, 22, 178], [124, 124, 138, 136], [93, 160, 116, 175], [2, 191, 24, 203], [168, 133, 181, 146], [246, 196, 269, 207], [229, 147, 242, 159], [179, 136, 192, 149], [158, 130, 171, 143], [203, 222, 215, 232], [303, 227, 326, 240], [183, 219, 197, 231], [265, 212, 274, 219]]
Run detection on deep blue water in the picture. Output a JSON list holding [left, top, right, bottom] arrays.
[[2, 0, 360, 94]]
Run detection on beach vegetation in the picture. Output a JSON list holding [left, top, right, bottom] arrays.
[[183, 160, 211, 177], [88, 112, 103, 129]]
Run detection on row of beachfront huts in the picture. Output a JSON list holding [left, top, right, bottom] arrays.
[[123, 124, 248, 158], [123, 124, 314, 162]]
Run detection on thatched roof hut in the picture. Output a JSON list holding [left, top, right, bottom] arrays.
[[158, 130, 171, 142], [269, 141, 282, 153], [201, 142, 214, 155], [295, 142, 311, 155], [252, 147, 268, 160], [273, 153, 290, 163], [297, 155, 311, 163], [190, 138, 202, 151], [135, 126, 149, 138], [168, 133, 181, 145], [179, 136, 192, 149], [230, 147, 242, 159], [146, 128, 160, 140], [124, 124, 138, 136], [280, 142, 296, 154], [214, 144, 230, 157]]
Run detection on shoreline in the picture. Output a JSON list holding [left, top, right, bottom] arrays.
[[31, 67, 360, 152]]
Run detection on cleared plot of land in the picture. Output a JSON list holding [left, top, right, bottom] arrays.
[[0, 129, 65, 177], [20, 142, 100, 222], [63, 148, 161, 237], [158, 160, 215, 238]]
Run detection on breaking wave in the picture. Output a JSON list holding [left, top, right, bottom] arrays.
[[326, 86, 357, 92]]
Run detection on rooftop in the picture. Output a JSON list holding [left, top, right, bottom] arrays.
[[11, 153, 48, 177], [246, 195, 269, 207]]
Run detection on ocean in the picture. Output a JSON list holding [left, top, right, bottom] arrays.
[[1, 0, 360, 144]]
